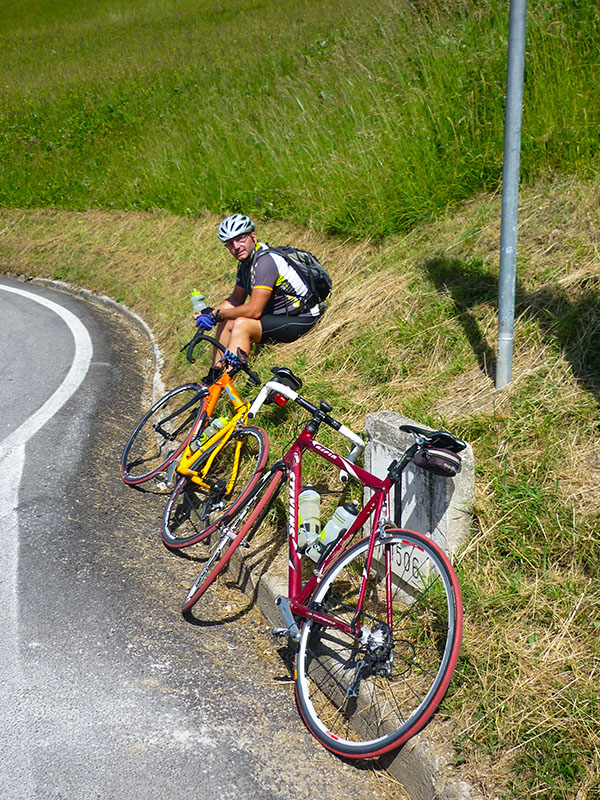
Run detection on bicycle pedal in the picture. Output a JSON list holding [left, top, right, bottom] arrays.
[[240, 538, 250, 548], [272, 627, 289, 638]]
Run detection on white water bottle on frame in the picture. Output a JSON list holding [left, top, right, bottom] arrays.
[[306, 500, 359, 562], [190, 416, 228, 452], [298, 487, 321, 549]]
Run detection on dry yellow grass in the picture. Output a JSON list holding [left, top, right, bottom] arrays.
[[2, 172, 600, 799]]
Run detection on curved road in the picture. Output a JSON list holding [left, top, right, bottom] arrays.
[[0, 277, 402, 800]]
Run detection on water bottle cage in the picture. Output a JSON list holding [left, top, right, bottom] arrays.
[[311, 535, 345, 567]]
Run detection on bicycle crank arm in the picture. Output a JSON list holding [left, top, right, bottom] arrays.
[[274, 596, 301, 642], [165, 460, 178, 488]]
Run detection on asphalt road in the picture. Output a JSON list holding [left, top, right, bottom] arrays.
[[0, 277, 404, 800]]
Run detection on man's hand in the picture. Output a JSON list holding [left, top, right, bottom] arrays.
[[194, 312, 216, 331]]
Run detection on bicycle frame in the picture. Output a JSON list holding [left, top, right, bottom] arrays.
[[284, 431, 397, 639], [175, 370, 251, 490], [246, 379, 397, 640]]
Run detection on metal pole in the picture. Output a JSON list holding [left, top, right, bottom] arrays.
[[496, 0, 527, 389]]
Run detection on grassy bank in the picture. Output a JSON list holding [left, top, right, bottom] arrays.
[[1, 0, 599, 238], [2, 173, 599, 798]]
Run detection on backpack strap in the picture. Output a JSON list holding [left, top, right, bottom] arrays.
[[236, 259, 252, 295], [255, 245, 313, 314]]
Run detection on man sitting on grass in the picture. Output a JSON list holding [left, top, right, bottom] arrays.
[[195, 214, 322, 384]]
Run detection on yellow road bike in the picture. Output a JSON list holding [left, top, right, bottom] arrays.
[[121, 336, 269, 538], [161, 361, 302, 549]]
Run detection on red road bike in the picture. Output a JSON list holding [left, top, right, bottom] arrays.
[[182, 368, 466, 760]]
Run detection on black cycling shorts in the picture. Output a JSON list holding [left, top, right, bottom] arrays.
[[259, 313, 320, 344]]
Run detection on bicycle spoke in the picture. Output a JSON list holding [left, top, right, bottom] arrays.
[[162, 425, 268, 548], [121, 384, 205, 484], [180, 466, 284, 612]]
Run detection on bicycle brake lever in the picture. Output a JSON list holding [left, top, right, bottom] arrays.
[[245, 367, 261, 385]]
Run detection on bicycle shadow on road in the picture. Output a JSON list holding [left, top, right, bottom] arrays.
[[422, 254, 600, 398], [180, 517, 288, 629]]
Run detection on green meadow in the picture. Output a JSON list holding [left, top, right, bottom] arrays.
[[1, 2, 599, 798], [1, 0, 599, 237]]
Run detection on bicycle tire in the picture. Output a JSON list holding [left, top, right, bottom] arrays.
[[162, 425, 269, 549], [294, 528, 462, 759], [120, 383, 206, 485], [182, 466, 285, 613]]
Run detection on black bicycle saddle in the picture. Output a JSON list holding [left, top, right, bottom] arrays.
[[271, 366, 303, 392]]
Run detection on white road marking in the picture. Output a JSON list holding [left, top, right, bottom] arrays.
[[0, 284, 93, 452], [0, 282, 92, 603], [0, 285, 93, 793]]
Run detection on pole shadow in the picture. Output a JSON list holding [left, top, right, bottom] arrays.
[[422, 254, 600, 398]]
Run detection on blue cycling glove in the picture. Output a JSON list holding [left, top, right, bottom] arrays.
[[195, 312, 216, 331]]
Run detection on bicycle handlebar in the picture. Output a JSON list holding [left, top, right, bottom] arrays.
[[182, 332, 226, 364], [248, 380, 365, 465], [339, 439, 363, 483], [181, 332, 261, 385]]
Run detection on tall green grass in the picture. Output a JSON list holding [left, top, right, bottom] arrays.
[[1, 0, 599, 238]]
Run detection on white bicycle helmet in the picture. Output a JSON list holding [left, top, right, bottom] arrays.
[[217, 214, 255, 243]]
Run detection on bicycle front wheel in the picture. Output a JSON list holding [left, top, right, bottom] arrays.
[[181, 466, 285, 613], [162, 425, 269, 549], [295, 529, 463, 759], [120, 383, 206, 485]]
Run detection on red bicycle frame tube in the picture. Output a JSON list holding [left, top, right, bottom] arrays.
[[283, 426, 395, 637]]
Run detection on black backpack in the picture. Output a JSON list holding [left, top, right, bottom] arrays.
[[259, 245, 332, 315]]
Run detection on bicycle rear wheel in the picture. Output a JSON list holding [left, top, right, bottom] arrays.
[[162, 425, 269, 549], [120, 383, 206, 485], [295, 529, 462, 759], [181, 466, 285, 613]]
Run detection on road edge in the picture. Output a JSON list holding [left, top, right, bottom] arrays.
[[4, 275, 166, 402]]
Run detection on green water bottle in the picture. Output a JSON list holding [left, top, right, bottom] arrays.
[[190, 416, 228, 452], [190, 290, 206, 314]]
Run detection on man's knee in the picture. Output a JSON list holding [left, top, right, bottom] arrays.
[[231, 317, 262, 341]]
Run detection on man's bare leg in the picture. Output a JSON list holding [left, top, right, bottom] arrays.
[[226, 317, 262, 359]]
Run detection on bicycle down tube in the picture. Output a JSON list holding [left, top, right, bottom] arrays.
[[174, 372, 248, 482]]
